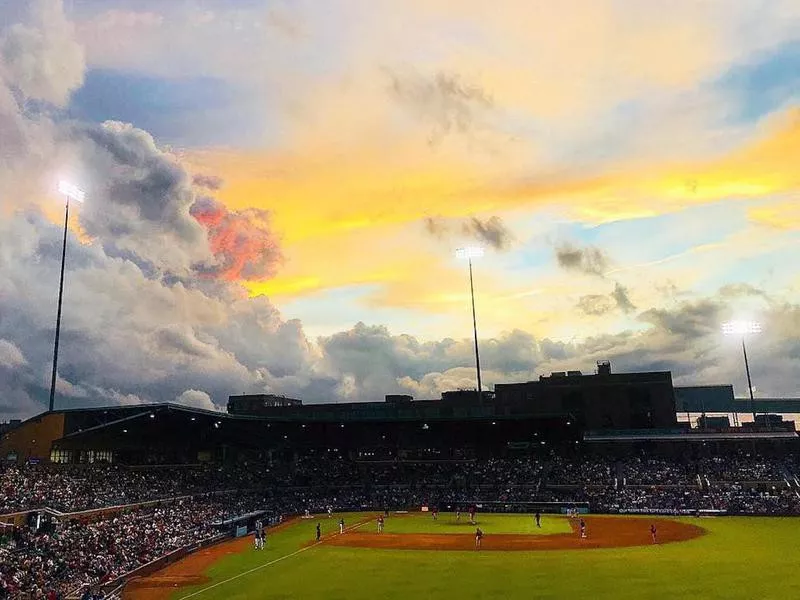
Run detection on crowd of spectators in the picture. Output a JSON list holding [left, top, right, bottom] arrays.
[[698, 452, 790, 482], [2, 449, 800, 597], [0, 465, 250, 514], [0, 494, 261, 599], [3, 452, 800, 516], [547, 455, 615, 485]]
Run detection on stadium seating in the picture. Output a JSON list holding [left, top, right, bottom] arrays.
[[2, 450, 800, 598]]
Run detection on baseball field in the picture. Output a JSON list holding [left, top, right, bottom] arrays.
[[124, 512, 800, 599]]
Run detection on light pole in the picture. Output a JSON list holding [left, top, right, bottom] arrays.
[[722, 321, 761, 425], [456, 246, 484, 401], [49, 181, 85, 412]]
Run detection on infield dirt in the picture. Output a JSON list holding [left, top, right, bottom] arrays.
[[325, 516, 705, 551]]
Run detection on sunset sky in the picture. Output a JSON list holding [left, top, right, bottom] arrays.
[[0, 0, 798, 417]]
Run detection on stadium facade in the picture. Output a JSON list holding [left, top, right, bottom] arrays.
[[2, 365, 797, 465]]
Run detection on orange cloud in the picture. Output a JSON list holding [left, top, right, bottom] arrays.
[[190, 197, 282, 281]]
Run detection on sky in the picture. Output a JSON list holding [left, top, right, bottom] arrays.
[[0, 0, 798, 419]]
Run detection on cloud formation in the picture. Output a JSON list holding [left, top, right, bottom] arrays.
[[192, 174, 224, 190], [423, 215, 513, 251], [386, 69, 493, 145], [555, 243, 611, 277], [0, 1, 799, 422], [190, 197, 283, 281], [612, 283, 636, 314]]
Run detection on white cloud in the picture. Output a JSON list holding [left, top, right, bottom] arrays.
[[176, 389, 216, 411], [0, 339, 27, 369]]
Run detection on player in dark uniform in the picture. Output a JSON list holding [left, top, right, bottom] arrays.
[[254, 520, 263, 550], [535, 510, 541, 528], [316, 522, 321, 542], [475, 527, 483, 549], [650, 523, 657, 544], [579, 519, 587, 538]]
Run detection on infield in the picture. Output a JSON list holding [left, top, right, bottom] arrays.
[[326, 515, 704, 550], [122, 515, 800, 600]]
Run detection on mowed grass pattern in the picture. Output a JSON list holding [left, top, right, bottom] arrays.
[[173, 515, 800, 600]]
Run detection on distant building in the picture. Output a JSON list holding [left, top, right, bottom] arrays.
[[228, 394, 302, 415], [384, 394, 413, 404], [494, 365, 677, 429], [697, 415, 731, 429], [0, 419, 21, 436]]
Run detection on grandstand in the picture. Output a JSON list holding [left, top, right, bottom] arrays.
[[2, 365, 800, 598]]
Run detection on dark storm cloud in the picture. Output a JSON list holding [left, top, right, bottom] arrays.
[[555, 242, 611, 277]]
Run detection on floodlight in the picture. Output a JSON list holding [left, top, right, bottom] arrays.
[[455, 246, 484, 260], [722, 321, 761, 335], [721, 320, 761, 423], [58, 181, 85, 203], [454, 246, 484, 399], [48, 181, 86, 412]]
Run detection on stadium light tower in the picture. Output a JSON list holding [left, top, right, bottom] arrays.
[[49, 181, 85, 412], [722, 320, 761, 424], [455, 246, 484, 401]]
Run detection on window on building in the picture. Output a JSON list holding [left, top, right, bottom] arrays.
[[50, 449, 73, 464], [92, 450, 114, 463]]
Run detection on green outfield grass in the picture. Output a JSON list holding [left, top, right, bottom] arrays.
[[381, 511, 572, 535], [173, 515, 800, 600]]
